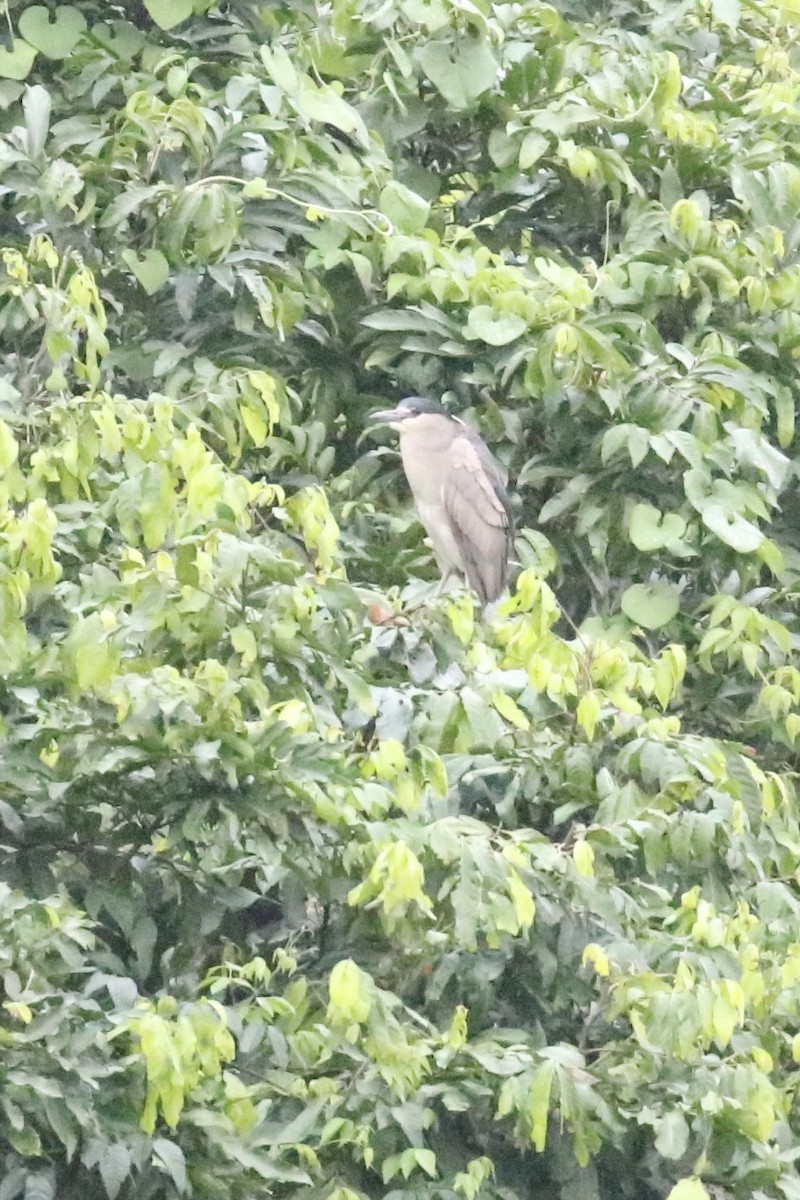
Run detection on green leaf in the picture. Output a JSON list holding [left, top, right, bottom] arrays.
[[601, 424, 649, 467], [63, 613, 118, 691], [702, 505, 763, 553], [199, 1134, 311, 1182], [240, 403, 268, 446], [17, 6, 86, 59], [654, 1110, 690, 1159], [295, 85, 368, 146], [488, 127, 518, 168], [98, 1144, 132, 1200], [260, 44, 300, 93], [629, 503, 687, 551], [379, 181, 430, 234], [461, 688, 507, 748], [8, 1124, 42, 1155], [621, 582, 680, 629], [519, 131, 548, 170], [414, 1149, 437, 1178], [42, 1099, 78, 1159], [464, 306, 527, 345], [139, 462, 176, 548], [121, 249, 170, 295], [0, 39, 37, 80], [143, 0, 192, 29], [775, 388, 795, 448], [92, 21, 146, 59], [416, 40, 498, 109], [333, 665, 376, 715], [153, 1140, 188, 1195]]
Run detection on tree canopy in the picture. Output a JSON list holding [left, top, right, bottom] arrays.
[[1, 0, 800, 1197]]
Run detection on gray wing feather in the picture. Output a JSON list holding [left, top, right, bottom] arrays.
[[442, 431, 513, 604]]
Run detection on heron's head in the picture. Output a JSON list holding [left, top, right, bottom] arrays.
[[370, 396, 452, 434]]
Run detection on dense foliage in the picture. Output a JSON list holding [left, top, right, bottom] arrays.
[[1, 0, 800, 1197]]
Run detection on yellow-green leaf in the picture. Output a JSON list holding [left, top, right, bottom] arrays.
[[573, 840, 595, 878], [526, 1059, 556, 1151], [492, 690, 530, 731], [0, 420, 19, 469], [576, 691, 601, 740], [582, 943, 610, 977], [508, 869, 536, 931], [327, 958, 372, 1025], [666, 1180, 710, 1200]]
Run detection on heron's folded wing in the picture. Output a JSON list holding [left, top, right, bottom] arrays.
[[442, 433, 513, 604]]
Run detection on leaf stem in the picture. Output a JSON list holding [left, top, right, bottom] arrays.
[[183, 175, 393, 235]]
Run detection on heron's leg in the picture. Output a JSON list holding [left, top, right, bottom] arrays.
[[402, 571, 454, 613], [433, 570, 455, 598]]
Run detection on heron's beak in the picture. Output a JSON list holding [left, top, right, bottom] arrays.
[[370, 407, 408, 424]]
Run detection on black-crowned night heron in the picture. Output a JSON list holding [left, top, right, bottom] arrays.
[[371, 397, 513, 606]]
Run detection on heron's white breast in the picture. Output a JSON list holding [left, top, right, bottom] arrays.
[[397, 421, 465, 572], [415, 498, 464, 573]]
